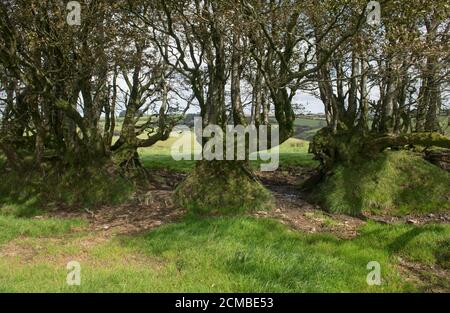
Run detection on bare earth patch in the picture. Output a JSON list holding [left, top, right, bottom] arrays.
[[257, 167, 364, 239], [366, 212, 450, 226], [46, 191, 186, 236], [395, 257, 450, 293], [43, 167, 449, 240], [5, 167, 447, 292]]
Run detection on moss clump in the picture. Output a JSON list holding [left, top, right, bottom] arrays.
[[0, 165, 134, 217], [314, 150, 450, 216], [174, 161, 274, 215]]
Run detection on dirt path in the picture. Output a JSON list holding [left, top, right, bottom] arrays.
[[45, 168, 364, 239], [256, 168, 364, 239], [23, 167, 450, 292], [45, 167, 449, 239]]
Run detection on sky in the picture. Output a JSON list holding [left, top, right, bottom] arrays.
[[293, 92, 324, 114]]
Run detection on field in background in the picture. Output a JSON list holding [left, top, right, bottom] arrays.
[[138, 116, 328, 172], [0, 117, 449, 292], [139, 135, 317, 173]]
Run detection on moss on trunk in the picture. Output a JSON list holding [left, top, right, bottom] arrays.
[[310, 127, 450, 171], [312, 150, 450, 216], [111, 145, 149, 179], [174, 160, 274, 215]]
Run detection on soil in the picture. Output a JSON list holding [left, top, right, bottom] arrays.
[[45, 168, 365, 238], [41, 167, 449, 292], [44, 167, 449, 237], [256, 166, 364, 239]]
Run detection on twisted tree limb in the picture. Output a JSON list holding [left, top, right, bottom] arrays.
[[366, 132, 450, 154]]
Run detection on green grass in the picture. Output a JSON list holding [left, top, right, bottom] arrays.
[[174, 161, 274, 215], [0, 215, 84, 246], [139, 136, 317, 216], [0, 166, 134, 216], [139, 135, 318, 173], [139, 135, 196, 173], [253, 138, 318, 169], [3, 215, 448, 292], [315, 150, 450, 216], [0, 215, 448, 292], [294, 117, 328, 128], [120, 217, 412, 292], [358, 222, 450, 270], [0, 117, 448, 292], [141, 154, 195, 173]]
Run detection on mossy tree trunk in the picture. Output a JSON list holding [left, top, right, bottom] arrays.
[[310, 127, 450, 172], [174, 160, 273, 215], [170, 26, 276, 215]]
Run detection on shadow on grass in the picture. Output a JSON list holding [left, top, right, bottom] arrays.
[[121, 216, 410, 292], [0, 165, 133, 217], [386, 228, 431, 254]]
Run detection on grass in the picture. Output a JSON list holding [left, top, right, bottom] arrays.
[[141, 134, 315, 215], [0, 215, 85, 246], [139, 134, 318, 173], [119, 217, 411, 292], [315, 150, 450, 216], [2, 214, 449, 292], [0, 166, 134, 217], [0, 215, 448, 292], [0, 117, 448, 292], [174, 161, 274, 215], [358, 222, 450, 270], [294, 117, 328, 128], [139, 134, 196, 173]]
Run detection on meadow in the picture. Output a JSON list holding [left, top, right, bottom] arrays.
[[0, 120, 449, 292]]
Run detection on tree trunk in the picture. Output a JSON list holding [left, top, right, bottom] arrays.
[[174, 160, 273, 215]]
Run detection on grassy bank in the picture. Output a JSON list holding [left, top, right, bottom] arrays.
[[0, 119, 448, 292], [314, 150, 450, 216]]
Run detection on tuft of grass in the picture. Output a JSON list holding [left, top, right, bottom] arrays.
[[314, 150, 450, 216], [0, 215, 85, 246]]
